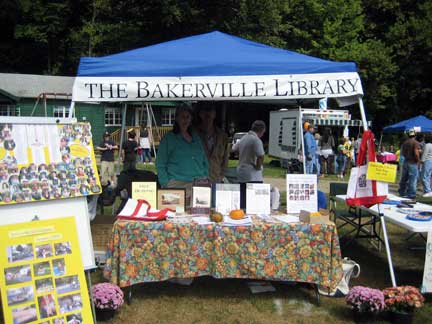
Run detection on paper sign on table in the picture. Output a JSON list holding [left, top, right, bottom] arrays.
[[286, 174, 318, 214], [367, 162, 397, 183], [246, 183, 271, 215], [132, 182, 157, 207]]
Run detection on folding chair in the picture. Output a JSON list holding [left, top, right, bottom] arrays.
[[329, 182, 383, 247]]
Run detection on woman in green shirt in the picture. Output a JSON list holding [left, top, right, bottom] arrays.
[[156, 104, 209, 206]]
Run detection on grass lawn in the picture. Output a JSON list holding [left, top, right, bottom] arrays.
[[92, 156, 432, 323]]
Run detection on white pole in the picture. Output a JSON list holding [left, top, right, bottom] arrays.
[[380, 213, 397, 287], [68, 101, 75, 120], [117, 104, 128, 174], [300, 106, 306, 174], [358, 97, 369, 131]]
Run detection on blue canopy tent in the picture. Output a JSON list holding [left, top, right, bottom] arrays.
[[383, 115, 432, 133], [72, 31, 365, 110]]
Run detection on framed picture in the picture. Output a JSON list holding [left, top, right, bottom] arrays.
[[157, 189, 185, 210]]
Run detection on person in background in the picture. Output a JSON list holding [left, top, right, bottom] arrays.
[[343, 137, 352, 171], [232, 120, 266, 209], [319, 127, 335, 176], [304, 124, 318, 174], [139, 127, 153, 165], [336, 138, 347, 179], [122, 130, 138, 171], [350, 137, 356, 166], [420, 134, 432, 197], [156, 104, 208, 206], [354, 134, 362, 164], [96, 131, 118, 187], [398, 128, 420, 199], [195, 104, 229, 183]]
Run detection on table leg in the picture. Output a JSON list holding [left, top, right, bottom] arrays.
[[122, 286, 133, 305], [313, 284, 320, 306], [380, 215, 397, 287]]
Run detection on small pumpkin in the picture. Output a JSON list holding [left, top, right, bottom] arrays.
[[229, 209, 245, 220], [210, 211, 223, 223]]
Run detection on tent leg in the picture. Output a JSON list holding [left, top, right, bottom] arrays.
[[358, 97, 369, 131], [380, 214, 397, 287], [117, 104, 128, 174], [68, 101, 75, 119]]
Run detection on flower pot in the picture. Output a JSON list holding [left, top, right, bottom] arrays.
[[352, 310, 377, 323], [390, 311, 413, 324], [95, 308, 116, 321]]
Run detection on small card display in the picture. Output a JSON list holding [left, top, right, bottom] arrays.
[[157, 189, 185, 210]]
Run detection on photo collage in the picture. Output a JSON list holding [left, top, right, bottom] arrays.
[[287, 183, 315, 201], [0, 123, 101, 205], [3, 241, 85, 324]]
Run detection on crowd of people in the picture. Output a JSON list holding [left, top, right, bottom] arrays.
[[303, 123, 361, 179]]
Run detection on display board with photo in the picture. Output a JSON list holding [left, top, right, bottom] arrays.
[[0, 217, 94, 324], [0, 122, 101, 205], [286, 174, 318, 214]]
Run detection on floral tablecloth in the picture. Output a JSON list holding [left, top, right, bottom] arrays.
[[104, 219, 343, 289]]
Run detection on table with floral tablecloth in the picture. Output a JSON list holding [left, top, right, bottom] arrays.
[[104, 219, 343, 290]]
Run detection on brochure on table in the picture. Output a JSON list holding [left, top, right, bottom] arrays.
[[0, 122, 101, 205], [421, 231, 432, 293], [286, 174, 318, 214], [0, 216, 94, 324], [215, 183, 240, 215], [246, 183, 271, 215]]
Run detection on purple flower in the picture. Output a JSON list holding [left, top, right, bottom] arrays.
[[91, 283, 124, 310], [346, 286, 385, 313]]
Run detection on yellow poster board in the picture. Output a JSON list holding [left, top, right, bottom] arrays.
[[366, 162, 397, 183], [0, 122, 101, 206], [131, 182, 157, 208], [0, 217, 94, 324]]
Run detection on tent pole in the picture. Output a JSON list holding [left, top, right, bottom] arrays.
[[221, 102, 227, 131], [147, 103, 158, 159], [300, 106, 306, 174], [117, 104, 128, 174], [68, 101, 75, 120], [358, 96, 369, 131]]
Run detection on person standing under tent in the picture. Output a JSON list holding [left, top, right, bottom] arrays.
[[354, 134, 362, 163], [304, 124, 318, 174], [319, 127, 335, 176], [232, 120, 266, 209], [139, 127, 153, 165], [122, 130, 139, 171], [96, 131, 118, 188], [420, 134, 432, 197], [336, 138, 348, 179], [398, 128, 421, 199], [195, 104, 229, 183], [156, 104, 209, 207]]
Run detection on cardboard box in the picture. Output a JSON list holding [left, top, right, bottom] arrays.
[[299, 209, 332, 224]]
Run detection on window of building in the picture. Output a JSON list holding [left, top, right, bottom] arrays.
[[0, 105, 20, 116], [53, 106, 69, 118], [105, 107, 122, 126], [161, 108, 176, 126]]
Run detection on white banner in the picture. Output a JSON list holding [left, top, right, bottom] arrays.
[[72, 72, 363, 103]]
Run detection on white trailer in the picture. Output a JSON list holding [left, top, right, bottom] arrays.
[[269, 108, 366, 170]]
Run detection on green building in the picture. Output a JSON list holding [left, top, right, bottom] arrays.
[[0, 73, 177, 145]]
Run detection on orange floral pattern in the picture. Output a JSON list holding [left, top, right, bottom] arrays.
[[104, 220, 342, 289]]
